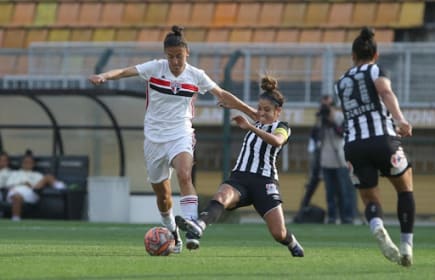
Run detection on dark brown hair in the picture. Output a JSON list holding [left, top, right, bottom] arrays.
[[164, 25, 188, 49], [352, 27, 377, 61], [260, 76, 284, 107]]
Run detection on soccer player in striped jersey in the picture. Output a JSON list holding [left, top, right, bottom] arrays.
[[176, 76, 304, 257], [335, 27, 414, 266], [88, 26, 256, 253]]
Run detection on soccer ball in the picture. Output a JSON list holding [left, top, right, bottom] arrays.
[[144, 226, 175, 256]]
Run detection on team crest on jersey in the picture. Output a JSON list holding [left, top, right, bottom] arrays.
[[170, 81, 181, 94], [390, 147, 408, 174]]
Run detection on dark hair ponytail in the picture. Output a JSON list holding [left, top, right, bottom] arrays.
[[352, 27, 377, 61], [164, 25, 188, 49]]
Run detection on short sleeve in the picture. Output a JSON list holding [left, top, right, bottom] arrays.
[[135, 60, 161, 81], [274, 121, 291, 144], [195, 69, 217, 94]]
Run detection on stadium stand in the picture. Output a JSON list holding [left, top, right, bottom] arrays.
[[0, 0, 427, 49]]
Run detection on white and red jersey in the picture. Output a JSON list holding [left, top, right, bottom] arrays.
[[136, 59, 217, 143]]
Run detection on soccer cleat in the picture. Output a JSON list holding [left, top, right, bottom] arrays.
[[288, 234, 304, 257], [399, 242, 413, 267], [175, 216, 204, 237], [171, 227, 183, 254], [373, 227, 401, 264], [185, 232, 200, 250]]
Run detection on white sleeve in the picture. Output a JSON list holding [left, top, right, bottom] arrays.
[[135, 60, 160, 80], [196, 69, 217, 94]]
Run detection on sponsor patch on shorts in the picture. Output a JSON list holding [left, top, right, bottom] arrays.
[[265, 183, 279, 195]]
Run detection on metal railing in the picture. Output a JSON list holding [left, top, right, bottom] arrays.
[[1, 42, 435, 107]]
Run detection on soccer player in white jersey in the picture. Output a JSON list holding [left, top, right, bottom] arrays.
[[335, 27, 415, 267], [175, 76, 304, 257], [88, 25, 256, 252]]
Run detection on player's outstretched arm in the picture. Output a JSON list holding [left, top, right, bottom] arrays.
[[88, 66, 139, 85], [210, 87, 257, 120], [232, 115, 287, 147]]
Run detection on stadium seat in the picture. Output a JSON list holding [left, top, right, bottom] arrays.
[[78, 2, 102, 26], [235, 3, 261, 27], [190, 3, 214, 27], [137, 28, 164, 42], [92, 28, 116, 42], [143, 3, 169, 26], [229, 29, 252, 43], [352, 2, 377, 27], [258, 3, 284, 27], [56, 2, 80, 26], [167, 3, 192, 27], [34, 2, 57, 26], [3, 28, 26, 48], [100, 3, 124, 26], [114, 28, 138, 42], [281, 3, 306, 27], [305, 2, 330, 27], [374, 3, 400, 27], [327, 3, 353, 27], [11, 2, 36, 26], [185, 28, 207, 42], [122, 2, 146, 25], [206, 28, 230, 42], [213, 3, 237, 27], [48, 28, 71, 42], [25, 28, 48, 47], [299, 29, 323, 43], [322, 30, 346, 43], [70, 28, 93, 42], [275, 29, 300, 43], [252, 29, 276, 43], [398, 2, 425, 27], [0, 2, 13, 25]]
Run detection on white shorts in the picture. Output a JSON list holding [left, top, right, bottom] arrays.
[[7, 185, 39, 204], [144, 135, 195, 184]]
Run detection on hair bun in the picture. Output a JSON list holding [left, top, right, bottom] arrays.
[[261, 76, 278, 92], [171, 25, 184, 36], [360, 27, 375, 41]]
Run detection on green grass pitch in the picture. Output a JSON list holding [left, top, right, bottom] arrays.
[[0, 220, 434, 280]]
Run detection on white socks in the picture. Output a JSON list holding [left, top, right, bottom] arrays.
[[160, 210, 176, 232], [180, 195, 198, 220], [369, 217, 384, 233]]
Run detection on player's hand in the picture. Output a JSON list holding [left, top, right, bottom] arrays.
[[232, 115, 251, 130], [396, 119, 412, 137], [88, 74, 106, 85]]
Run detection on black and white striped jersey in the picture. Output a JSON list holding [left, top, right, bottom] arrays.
[[335, 63, 397, 143], [232, 121, 290, 181]]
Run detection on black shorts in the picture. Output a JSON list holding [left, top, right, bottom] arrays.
[[223, 171, 282, 217], [344, 136, 411, 189]]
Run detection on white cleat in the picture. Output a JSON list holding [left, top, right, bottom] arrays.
[[171, 227, 183, 254], [373, 227, 401, 264], [399, 242, 413, 267]]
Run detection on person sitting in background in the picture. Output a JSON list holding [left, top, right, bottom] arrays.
[[5, 149, 65, 221], [0, 151, 12, 201]]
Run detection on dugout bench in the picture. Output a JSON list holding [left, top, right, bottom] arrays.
[[0, 155, 89, 220]]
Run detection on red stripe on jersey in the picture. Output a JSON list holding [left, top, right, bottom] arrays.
[[149, 77, 199, 92]]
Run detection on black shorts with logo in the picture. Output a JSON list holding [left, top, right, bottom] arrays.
[[344, 135, 411, 189], [223, 171, 282, 217]]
